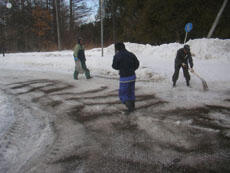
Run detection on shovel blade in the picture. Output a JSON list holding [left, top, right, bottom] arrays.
[[202, 80, 208, 91]]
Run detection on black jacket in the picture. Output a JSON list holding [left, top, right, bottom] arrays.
[[112, 49, 139, 77], [175, 48, 193, 68], [78, 49, 86, 61]]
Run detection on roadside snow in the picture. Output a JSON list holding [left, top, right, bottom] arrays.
[[0, 38, 229, 81]]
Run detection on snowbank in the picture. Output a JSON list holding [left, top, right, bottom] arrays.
[[0, 38, 229, 82]]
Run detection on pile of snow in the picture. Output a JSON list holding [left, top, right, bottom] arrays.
[[0, 38, 229, 82], [189, 39, 230, 60]]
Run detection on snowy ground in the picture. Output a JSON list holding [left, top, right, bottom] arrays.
[[0, 38, 230, 172]]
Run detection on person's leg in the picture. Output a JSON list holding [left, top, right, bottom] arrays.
[[124, 101, 133, 113], [119, 75, 137, 114], [119, 82, 128, 104], [73, 71, 78, 80], [182, 66, 190, 86], [172, 65, 181, 86], [73, 61, 79, 80], [119, 82, 134, 114], [128, 81, 135, 111], [81, 60, 91, 79], [121, 82, 135, 113]]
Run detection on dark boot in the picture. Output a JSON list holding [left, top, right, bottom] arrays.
[[173, 81, 176, 87], [85, 70, 91, 79], [131, 100, 135, 111], [73, 71, 78, 80], [124, 101, 133, 114], [186, 80, 190, 87]]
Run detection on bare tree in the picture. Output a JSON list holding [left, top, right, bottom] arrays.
[[69, 0, 73, 31], [55, 0, 61, 50]]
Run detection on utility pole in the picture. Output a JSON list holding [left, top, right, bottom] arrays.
[[100, 0, 104, 57], [207, 0, 228, 38], [2, 1, 12, 57], [112, 0, 116, 54], [3, 15, 6, 56], [55, 0, 61, 50]]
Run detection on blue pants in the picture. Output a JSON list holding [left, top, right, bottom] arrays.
[[119, 75, 136, 103]]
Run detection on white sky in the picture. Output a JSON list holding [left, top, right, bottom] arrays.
[[64, 0, 98, 22]]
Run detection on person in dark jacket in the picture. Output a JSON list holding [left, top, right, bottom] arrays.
[[73, 37, 91, 79], [112, 42, 139, 114], [172, 44, 194, 87]]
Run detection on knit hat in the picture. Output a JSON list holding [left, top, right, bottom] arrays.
[[115, 42, 125, 51], [184, 44, 190, 51], [77, 37, 83, 44]]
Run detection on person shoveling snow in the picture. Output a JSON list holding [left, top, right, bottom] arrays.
[[172, 44, 194, 87]]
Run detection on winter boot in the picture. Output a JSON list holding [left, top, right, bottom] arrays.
[[125, 101, 134, 114], [173, 81, 176, 87], [131, 100, 135, 111], [73, 71, 78, 80], [186, 80, 190, 87], [85, 70, 91, 79]]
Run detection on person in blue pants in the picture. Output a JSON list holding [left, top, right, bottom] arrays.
[[112, 42, 139, 114]]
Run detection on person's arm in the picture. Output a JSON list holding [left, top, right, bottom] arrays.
[[133, 54, 139, 70], [175, 50, 182, 66], [73, 44, 80, 58], [188, 52, 193, 68], [112, 55, 120, 70]]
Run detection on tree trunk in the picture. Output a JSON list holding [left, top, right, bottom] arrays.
[[69, 0, 73, 32], [55, 0, 61, 50], [46, 0, 49, 9]]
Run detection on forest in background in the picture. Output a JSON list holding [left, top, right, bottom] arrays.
[[0, 0, 229, 52]]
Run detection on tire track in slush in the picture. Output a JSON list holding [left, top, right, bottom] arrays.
[[0, 81, 58, 173], [0, 121, 22, 173], [0, 100, 56, 173], [0, 90, 34, 172]]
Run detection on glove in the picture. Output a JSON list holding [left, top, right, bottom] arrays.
[[190, 68, 194, 72], [74, 57, 78, 61], [182, 63, 187, 67]]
